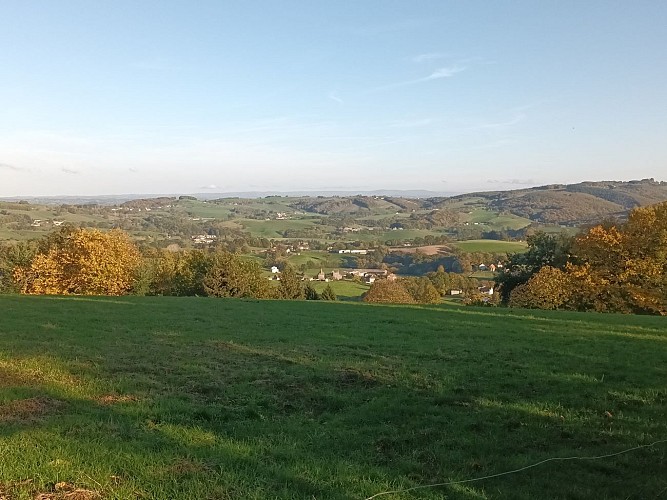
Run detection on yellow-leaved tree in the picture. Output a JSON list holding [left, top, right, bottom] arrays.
[[506, 202, 667, 315], [14, 227, 141, 295]]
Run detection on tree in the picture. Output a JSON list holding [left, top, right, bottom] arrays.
[[363, 280, 415, 304], [508, 266, 571, 310], [320, 284, 337, 301], [496, 232, 572, 303], [0, 241, 37, 293], [203, 252, 274, 299], [566, 202, 667, 314], [279, 264, 304, 300], [505, 202, 667, 315], [403, 277, 441, 304], [304, 283, 320, 300], [15, 228, 141, 295]]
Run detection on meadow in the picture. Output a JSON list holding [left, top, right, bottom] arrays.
[[1, 296, 665, 499], [452, 240, 529, 254]]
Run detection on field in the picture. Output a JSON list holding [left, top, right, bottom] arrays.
[[1, 296, 666, 499], [238, 218, 326, 239], [453, 240, 529, 253], [461, 209, 532, 231], [309, 280, 370, 300]]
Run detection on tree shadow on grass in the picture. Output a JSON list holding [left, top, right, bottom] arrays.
[[1, 295, 666, 499]]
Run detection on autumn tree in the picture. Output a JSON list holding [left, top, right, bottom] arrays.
[[15, 228, 141, 295], [567, 202, 667, 314], [496, 232, 573, 303], [508, 266, 571, 310], [506, 202, 667, 315], [363, 279, 415, 304]]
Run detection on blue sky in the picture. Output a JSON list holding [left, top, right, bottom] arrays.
[[1, 1, 666, 196]]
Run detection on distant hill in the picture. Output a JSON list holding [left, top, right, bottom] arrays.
[[1, 179, 665, 226], [434, 179, 667, 225]]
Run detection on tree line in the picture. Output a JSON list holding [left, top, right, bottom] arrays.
[[496, 202, 667, 315], [0, 226, 337, 301]]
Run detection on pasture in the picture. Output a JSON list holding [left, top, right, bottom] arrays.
[[453, 239, 529, 254], [1, 296, 665, 499]]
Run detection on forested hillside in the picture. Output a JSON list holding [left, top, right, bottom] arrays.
[[436, 178, 667, 225]]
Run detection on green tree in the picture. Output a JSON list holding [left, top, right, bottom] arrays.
[[203, 252, 274, 299], [320, 284, 337, 301], [0, 241, 37, 293], [304, 283, 320, 300], [403, 277, 441, 304], [496, 232, 572, 303], [279, 264, 304, 300]]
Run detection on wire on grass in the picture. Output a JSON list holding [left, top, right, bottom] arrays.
[[364, 438, 667, 500]]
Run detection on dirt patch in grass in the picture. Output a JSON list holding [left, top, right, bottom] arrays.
[[1, 481, 99, 500], [388, 244, 452, 255], [95, 394, 140, 405], [0, 397, 65, 424], [0, 367, 32, 388], [336, 368, 380, 388], [162, 458, 212, 477], [35, 482, 100, 500]]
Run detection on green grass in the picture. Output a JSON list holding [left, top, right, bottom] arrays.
[[462, 209, 532, 231], [1, 296, 666, 499], [178, 201, 233, 219], [453, 239, 529, 253], [284, 251, 348, 273], [354, 229, 446, 243], [239, 218, 326, 238], [310, 280, 370, 300]]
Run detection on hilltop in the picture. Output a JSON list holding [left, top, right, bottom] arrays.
[[433, 178, 667, 225], [3, 179, 667, 226]]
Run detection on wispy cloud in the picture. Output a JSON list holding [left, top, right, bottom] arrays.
[[200, 184, 219, 190], [412, 53, 445, 63], [61, 167, 80, 175], [0, 162, 25, 171], [376, 66, 466, 91], [328, 91, 343, 104], [428, 66, 466, 79], [475, 114, 526, 130], [487, 178, 537, 185]]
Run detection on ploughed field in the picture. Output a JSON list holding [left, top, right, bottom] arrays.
[[1, 296, 665, 499]]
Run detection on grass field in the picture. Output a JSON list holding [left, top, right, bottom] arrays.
[[453, 240, 529, 254], [354, 229, 447, 243], [461, 209, 532, 231], [309, 280, 370, 300], [239, 218, 326, 239], [1, 296, 666, 499]]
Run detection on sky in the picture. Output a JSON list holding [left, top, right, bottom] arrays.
[[1, 1, 666, 197]]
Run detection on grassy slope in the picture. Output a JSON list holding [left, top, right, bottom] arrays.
[[0, 296, 665, 499], [453, 240, 529, 253]]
